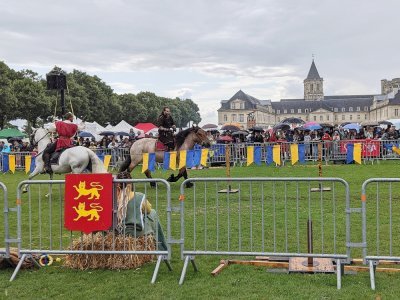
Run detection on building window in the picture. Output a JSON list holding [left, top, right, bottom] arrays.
[[230, 103, 235, 109], [320, 116, 323, 121], [365, 114, 367, 119], [239, 114, 244, 122], [364, 106, 368, 111], [232, 114, 237, 121], [291, 109, 294, 113], [395, 109, 399, 116], [284, 109, 287, 114], [224, 114, 227, 122], [357, 107, 360, 111], [349, 107, 353, 112], [277, 117, 280, 122], [357, 114, 360, 120], [305, 109, 309, 113], [335, 115, 337, 121], [350, 115, 353, 120], [334, 108, 338, 112], [298, 109, 301, 113], [327, 115, 329, 121], [306, 116, 309, 121], [342, 108, 346, 112], [277, 110, 280, 114], [342, 115, 345, 120], [313, 116, 317, 121], [240, 102, 244, 109]]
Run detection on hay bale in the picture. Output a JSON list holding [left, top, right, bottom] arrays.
[[64, 232, 155, 270]]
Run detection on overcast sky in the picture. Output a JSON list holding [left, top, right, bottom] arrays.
[[1, 0, 399, 126]]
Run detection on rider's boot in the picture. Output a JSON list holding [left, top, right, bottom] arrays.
[[42, 152, 53, 175]]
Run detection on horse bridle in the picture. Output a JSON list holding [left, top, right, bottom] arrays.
[[31, 129, 50, 147]]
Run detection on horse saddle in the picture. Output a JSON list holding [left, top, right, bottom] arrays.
[[50, 149, 67, 165], [156, 141, 169, 151]]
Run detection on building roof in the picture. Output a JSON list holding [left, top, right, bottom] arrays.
[[389, 91, 400, 104], [228, 90, 261, 105], [306, 60, 322, 80], [271, 95, 375, 113]]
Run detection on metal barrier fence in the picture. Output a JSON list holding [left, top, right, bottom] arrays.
[[361, 178, 400, 290], [0, 140, 399, 173], [178, 177, 351, 288], [208, 139, 400, 166], [1, 182, 9, 258], [8, 178, 172, 282]]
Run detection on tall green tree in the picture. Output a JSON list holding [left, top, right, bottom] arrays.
[[0, 62, 18, 129]]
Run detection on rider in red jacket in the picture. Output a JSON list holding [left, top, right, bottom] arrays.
[[42, 112, 85, 174]]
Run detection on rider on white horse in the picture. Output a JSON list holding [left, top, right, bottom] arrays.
[[43, 112, 85, 174]]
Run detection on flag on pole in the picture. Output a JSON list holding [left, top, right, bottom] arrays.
[[290, 144, 299, 165], [2, 154, 9, 172], [346, 143, 362, 164], [266, 145, 273, 165]]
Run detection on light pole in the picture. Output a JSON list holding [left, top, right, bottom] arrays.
[[46, 67, 67, 119]]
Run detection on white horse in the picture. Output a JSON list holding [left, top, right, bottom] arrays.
[[27, 127, 106, 180]]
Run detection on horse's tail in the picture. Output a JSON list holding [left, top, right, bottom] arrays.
[[87, 150, 107, 173], [119, 154, 131, 173]]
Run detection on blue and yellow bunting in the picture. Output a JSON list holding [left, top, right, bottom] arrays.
[[290, 143, 306, 165], [346, 143, 362, 164], [142, 153, 156, 173], [247, 146, 262, 166]]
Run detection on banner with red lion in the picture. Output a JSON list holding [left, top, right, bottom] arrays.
[[64, 173, 113, 234]]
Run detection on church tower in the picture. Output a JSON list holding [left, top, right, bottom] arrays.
[[304, 60, 324, 101]]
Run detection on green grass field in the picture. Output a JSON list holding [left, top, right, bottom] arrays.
[[1, 162, 400, 299]]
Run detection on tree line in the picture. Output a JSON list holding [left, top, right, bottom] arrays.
[[0, 61, 201, 131]]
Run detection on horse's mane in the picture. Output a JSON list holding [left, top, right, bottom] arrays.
[[175, 127, 197, 149]]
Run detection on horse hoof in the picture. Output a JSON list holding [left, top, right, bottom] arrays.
[[185, 182, 194, 188], [150, 182, 156, 188], [167, 174, 175, 182]]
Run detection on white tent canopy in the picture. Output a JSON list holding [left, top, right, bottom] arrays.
[[112, 120, 140, 134], [85, 121, 106, 141]]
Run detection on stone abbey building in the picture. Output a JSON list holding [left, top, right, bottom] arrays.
[[217, 61, 400, 129]]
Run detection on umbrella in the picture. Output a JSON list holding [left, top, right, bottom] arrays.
[[99, 131, 115, 136], [320, 123, 334, 128], [202, 123, 218, 129], [7, 137, 23, 143], [248, 126, 264, 132], [281, 117, 305, 124], [343, 123, 361, 131], [204, 128, 220, 133], [273, 123, 290, 131], [378, 120, 393, 126], [304, 122, 322, 130], [221, 124, 240, 132], [361, 121, 379, 127], [0, 128, 25, 139], [232, 130, 249, 136], [339, 122, 352, 127], [115, 131, 130, 136], [78, 131, 95, 138], [217, 135, 233, 142]]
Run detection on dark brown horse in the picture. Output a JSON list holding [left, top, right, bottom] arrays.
[[119, 126, 211, 186]]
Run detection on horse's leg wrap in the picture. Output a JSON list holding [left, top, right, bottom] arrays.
[[167, 174, 175, 182]]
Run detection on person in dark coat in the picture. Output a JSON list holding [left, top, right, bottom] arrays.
[[157, 106, 176, 150]]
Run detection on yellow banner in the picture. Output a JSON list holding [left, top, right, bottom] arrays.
[[393, 145, 400, 155], [169, 151, 177, 170], [142, 153, 149, 173], [9, 154, 16, 174], [200, 149, 209, 166], [179, 150, 187, 169], [25, 155, 31, 174], [247, 146, 254, 166], [273, 145, 281, 165], [354, 143, 362, 164], [290, 144, 299, 165], [103, 155, 111, 170]]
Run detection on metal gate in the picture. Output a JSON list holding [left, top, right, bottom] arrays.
[[10, 178, 172, 283], [178, 177, 351, 288], [361, 178, 400, 290]]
